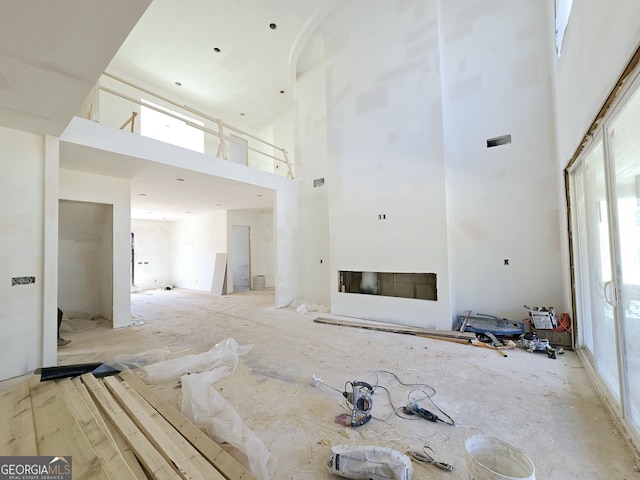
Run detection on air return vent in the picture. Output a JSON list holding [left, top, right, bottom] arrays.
[[487, 134, 511, 148]]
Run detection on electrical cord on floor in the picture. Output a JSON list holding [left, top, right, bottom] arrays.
[[368, 384, 398, 423], [374, 370, 438, 395], [372, 370, 455, 426], [405, 388, 455, 426], [406, 445, 454, 472]]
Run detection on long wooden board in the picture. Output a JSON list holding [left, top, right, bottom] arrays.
[[82, 373, 181, 480], [58, 378, 138, 480], [29, 376, 110, 479], [120, 381, 223, 480], [0, 380, 36, 455], [104, 376, 223, 480], [119, 370, 256, 480], [313, 317, 476, 340], [71, 377, 148, 480]]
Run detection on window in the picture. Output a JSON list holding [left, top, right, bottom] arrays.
[[555, 0, 573, 58], [140, 100, 204, 153]]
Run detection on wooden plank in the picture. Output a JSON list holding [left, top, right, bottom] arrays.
[[313, 317, 476, 340], [29, 376, 110, 479], [0, 379, 37, 455], [103, 415, 154, 480], [81, 373, 181, 480], [71, 377, 149, 480], [121, 381, 224, 480], [415, 334, 471, 345], [104, 376, 225, 480], [58, 378, 139, 480], [119, 370, 256, 480]]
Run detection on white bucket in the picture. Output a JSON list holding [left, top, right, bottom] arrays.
[[465, 435, 535, 480]]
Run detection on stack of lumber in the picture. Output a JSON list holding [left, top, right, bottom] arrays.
[[0, 370, 256, 480]]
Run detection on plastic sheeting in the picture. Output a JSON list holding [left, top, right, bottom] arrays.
[[136, 338, 252, 384], [181, 368, 270, 480], [120, 338, 269, 479]]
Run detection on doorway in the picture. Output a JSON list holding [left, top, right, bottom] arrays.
[[231, 225, 250, 291], [58, 200, 114, 323], [569, 67, 640, 442], [229, 134, 248, 166]]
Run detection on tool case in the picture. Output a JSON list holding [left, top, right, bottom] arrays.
[[456, 313, 524, 336]]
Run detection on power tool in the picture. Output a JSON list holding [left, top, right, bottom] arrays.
[[342, 381, 374, 427]]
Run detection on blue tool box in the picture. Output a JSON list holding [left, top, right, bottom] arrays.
[[455, 313, 524, 336]]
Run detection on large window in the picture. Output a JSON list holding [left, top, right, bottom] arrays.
[[569, 66, 640, 443], [140, 100, 204, 153], [555, 0, 574, 58]]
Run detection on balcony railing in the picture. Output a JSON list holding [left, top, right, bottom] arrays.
[[82, 72, 294, 179]]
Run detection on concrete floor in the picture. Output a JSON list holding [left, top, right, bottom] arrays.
[[55, 288, 640, 479]]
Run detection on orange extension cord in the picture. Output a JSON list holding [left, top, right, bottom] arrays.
[[553, 312, 572, 332]]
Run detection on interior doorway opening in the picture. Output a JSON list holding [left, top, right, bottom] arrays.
[[231, 225, 251, 292], [58, 200, 114, 325]]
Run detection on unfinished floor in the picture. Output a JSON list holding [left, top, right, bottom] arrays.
[[50, 288, 640, 479]]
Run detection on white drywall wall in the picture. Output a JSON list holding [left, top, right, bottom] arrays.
[[439, 0, 563, 321], [131, 219, 172, 290], [58, 200, 113, 319], [551, 0, 640, 314], [274, 184, 299, 308], [271, 110, 295, 178], [171, 211, 227, 291], [59, 169, 132, 328], [0, 127, 45, 380], [554, 0, 640, 166], [294, 60, 330, 307], [227, 210, 275, 290], [42, 136, 60, 368], [320, 0, 451, 329]]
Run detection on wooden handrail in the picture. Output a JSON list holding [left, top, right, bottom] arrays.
[[98, 75, 294, 178], [119, 111, 138, 132]]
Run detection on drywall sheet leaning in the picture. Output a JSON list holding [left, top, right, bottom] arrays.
[[211, 253, 227, 295]]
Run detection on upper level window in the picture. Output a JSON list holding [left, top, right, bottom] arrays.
[[140, 100, 204, 153], [555, 0, 573, 58]]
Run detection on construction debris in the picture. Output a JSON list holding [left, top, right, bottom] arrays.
[[313, 317, 476, 341], [455, 312, 524, 336], [0, 372, 256, 480]]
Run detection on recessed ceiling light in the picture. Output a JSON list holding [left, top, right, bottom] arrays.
[[186, 211, 191, 214], [240, 112, 245, 116], [256, 194, 262, 197], [213, 47, 221, 53], [216, 204, 222, 207], [269, 23, 277, 30], [176, 178, 185, 182], [139, 193, 147, 196], [175, 81, 182, 87]]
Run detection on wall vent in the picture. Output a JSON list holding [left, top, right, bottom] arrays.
[[313, 178, 325, 188], [487, 134, 512, 148]]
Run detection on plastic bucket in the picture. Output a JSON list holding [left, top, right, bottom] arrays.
[[465, 435, 535, 480]]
